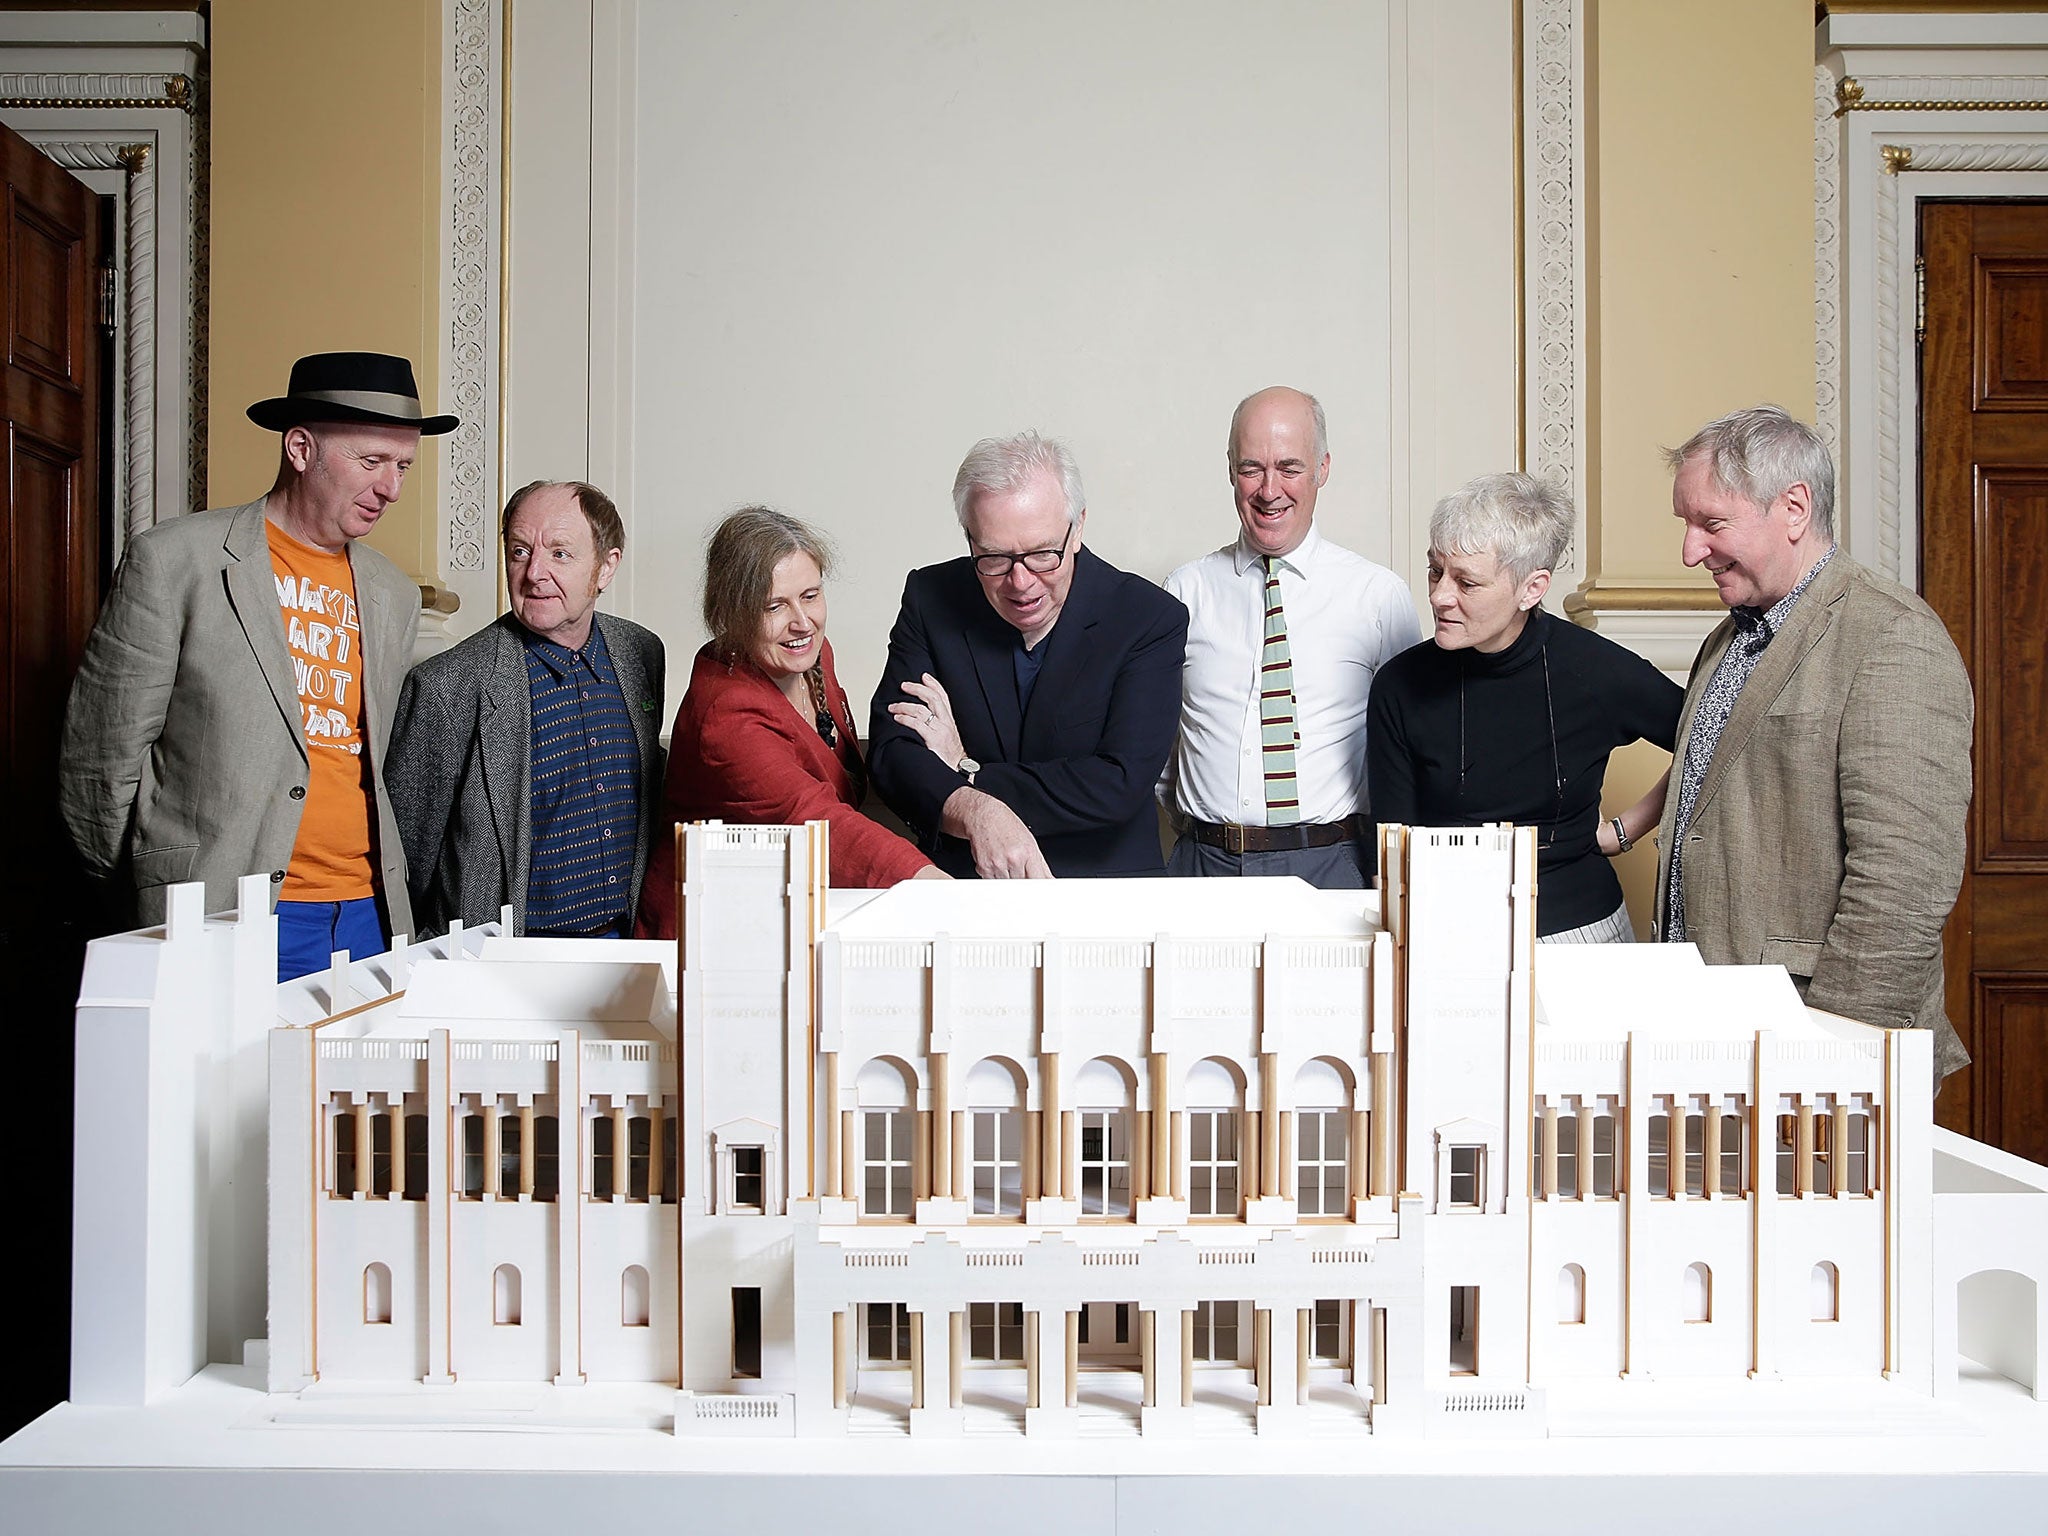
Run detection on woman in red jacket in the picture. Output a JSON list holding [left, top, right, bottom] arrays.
[[636, 508, 945, 937]]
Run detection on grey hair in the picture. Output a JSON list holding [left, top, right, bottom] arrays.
[[1429, 472, 1574, 584], [952, 431, 1087, 530], [701, 506, 835, 663], [1662, 404, 1837, 541], [1228, 387, 1329, 463]]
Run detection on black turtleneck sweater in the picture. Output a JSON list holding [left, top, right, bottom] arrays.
[[1366, 609, 1682, 935]]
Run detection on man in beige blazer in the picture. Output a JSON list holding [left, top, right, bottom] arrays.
[[1654, 405, 1972, 1083], [60, 353, 457, 978]]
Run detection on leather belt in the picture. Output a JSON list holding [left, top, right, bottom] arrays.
[[1187, 815, 1371, 855]]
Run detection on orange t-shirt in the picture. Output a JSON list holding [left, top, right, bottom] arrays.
[[267, 520, 375, 900]]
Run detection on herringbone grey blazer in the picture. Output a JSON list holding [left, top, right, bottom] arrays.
[[59, 498, 421, 933], [1652, 551, 1973, 1080], [386, 610, 666, 936]]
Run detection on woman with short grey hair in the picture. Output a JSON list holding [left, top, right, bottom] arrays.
[[1367, 472, 1682, 942]]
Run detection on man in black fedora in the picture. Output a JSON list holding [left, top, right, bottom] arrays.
[[61, 351, 458, 978]]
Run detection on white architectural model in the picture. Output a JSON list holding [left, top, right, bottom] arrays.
[[68, 826, 2048, 1440]]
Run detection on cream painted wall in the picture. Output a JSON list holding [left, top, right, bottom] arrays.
[[1585, 0, 1817, 587], [207, 0, 444, 580], [1583, 0, 1819, 932], [618, 0, 1405, 702]]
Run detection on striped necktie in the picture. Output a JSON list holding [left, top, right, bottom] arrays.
[[1260, 556, 1301, 826]]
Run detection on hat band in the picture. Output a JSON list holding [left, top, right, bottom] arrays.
[[292, 387, 428, 420]]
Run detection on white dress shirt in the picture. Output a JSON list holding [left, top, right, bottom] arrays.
[[1163, 525, 1421, 827]]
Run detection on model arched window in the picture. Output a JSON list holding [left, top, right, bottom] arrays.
[[1811, 1261, 1839, 1322], [1076, 1056, 1136, 1220], [1684, 1262, 1712, 1323], [965, 1056, 1026, 1220], [622, 1265, 651, 1327], [857, 1057, 917, 1219], [1185, 1057, 1243, 1219], [1295, 1059, 1352, 1216], [363, 1262, 392, 1325], [1558, 1263, 1585, 1325], [494, 1263, 522, 1326]]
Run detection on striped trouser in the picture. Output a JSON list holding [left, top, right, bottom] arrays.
[[1539, 899, 1636, 945]]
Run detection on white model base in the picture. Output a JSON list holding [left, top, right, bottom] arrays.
[[4, 1359, 2045, 1534]]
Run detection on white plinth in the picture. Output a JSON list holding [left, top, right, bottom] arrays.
[[5, 1360, 2047, 1534]]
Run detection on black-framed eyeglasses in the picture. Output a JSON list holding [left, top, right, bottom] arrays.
[[971, 521, 1073, 579]]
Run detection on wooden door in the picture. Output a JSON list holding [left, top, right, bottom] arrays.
[[1919, 199, 2048, 1162], [0, 119, 106, 1438]]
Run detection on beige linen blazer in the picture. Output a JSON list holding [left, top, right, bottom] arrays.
[[1653, 551, 1973, 1080], [59, 498, 421, 934]]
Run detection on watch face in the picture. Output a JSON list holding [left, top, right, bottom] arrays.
[[958, 757, 981, 776]]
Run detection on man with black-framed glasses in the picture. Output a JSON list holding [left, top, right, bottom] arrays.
[[868, 431, 1187, 879]]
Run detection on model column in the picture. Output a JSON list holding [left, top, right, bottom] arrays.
[[1023, 1304, 1079, 1437]]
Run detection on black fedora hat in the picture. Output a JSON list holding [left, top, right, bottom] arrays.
[[246, 351, 460, 435]]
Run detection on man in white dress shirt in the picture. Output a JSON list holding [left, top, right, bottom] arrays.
[[1161, 386, 1421, 886]]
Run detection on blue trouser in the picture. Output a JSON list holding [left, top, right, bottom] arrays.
[[276, 895, 388, 983]]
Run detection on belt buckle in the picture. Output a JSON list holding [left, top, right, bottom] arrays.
[[1225, 822, 1248, 856]]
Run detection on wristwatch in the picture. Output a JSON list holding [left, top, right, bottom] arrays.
[[957, 756, 980, 786], [1609, 816, 1634, 854]]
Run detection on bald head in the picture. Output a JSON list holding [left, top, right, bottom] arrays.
[[1227, 386, 1330, 559]]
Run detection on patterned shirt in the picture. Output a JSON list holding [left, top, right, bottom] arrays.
[[522, 621, 641, 936], [1666, 548, 1835, 940]]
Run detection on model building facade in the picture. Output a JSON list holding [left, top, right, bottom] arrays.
[[245, 820, 1966, 1436]]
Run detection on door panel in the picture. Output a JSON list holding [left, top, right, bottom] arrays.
[[0, 117, 105, 1442], [1920, 199, 2048, 1161]]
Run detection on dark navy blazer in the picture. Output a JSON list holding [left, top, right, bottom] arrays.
[[867, 546, 1188, 879]]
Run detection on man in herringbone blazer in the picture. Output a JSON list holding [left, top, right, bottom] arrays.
[[387, 480, 664, 938], [1654, 406, 1973, 1083]]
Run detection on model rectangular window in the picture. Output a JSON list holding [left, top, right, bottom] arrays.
[[1448, 1144, 1482, 1208], [1554, 1107, 1579, 1198], [1193, 1300, 1238, 1362], [1717, 1104, 1746, 1197], [533, 1114, 559, 1202], [403, 1113, 428, 1201], [864, 1301, 912, 1363], [1683, 1108, 1706, 1197], [1448, 1286, 1479, 1374], [331, 1106, 357, 1197], [1776, 1108, 1798, 1196], [663, 1113, 679, 1202], [970, 1109, 1023, 1219], [1297, 1109, 1349, 1215], [968, 1301, 1025, 1361], [498, 1110, 521, 1199], [732, 1287, 762, 1378], [627, 1115, 653, 1201], [1079, 1110, 1132, 1219], [862, 1109, 914, 1218], [1811, 1105, 1835, 1197], [461, 1111, 487, 1199], [1312, 1298, 1344, 1361], [1846, 1109, 1874, 1196], [1189, 1109, 1240, 1217], [590, 1114, 615, 1200], [1646, 1113, 1670, 1200], [1590, 1113, 1617, 1197], [731, 1146, 766, 1211]]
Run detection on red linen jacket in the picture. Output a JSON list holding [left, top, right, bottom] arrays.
[[635, 639, 930, 937]]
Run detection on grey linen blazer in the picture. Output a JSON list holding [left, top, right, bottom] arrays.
[[1652, 551, 1973, 1080], [385, 610, 666, 937], [59, 498, 421, 933]]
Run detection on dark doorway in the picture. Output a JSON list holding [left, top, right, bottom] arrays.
[[1919, 198, 2048, 1164], [0, 117, 110, 1439], [732, 1286, 762, 1379]]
